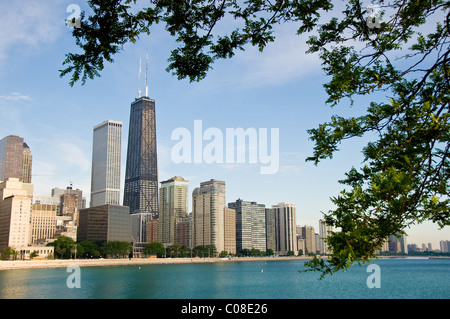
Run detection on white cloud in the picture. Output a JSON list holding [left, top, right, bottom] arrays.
[[0, 92, 32, 102], [186, 23, 322, 96], [30, 134, 91, 197], [0, 92, 34, 136], [236, 32, 320, 86], [0, 0, 64, 61], [57, 140, 91, 174], [278, 165, 303, 174]]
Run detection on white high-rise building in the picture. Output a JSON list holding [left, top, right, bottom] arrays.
[[90, 120, 122, 207]]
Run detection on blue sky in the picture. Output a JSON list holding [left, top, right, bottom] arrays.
[[1, 0, 448, 249]]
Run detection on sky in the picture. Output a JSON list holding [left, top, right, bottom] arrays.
[[0, 0, 448, 249]]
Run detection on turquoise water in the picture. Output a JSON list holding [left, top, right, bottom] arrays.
[[0, 258, 448, 299]]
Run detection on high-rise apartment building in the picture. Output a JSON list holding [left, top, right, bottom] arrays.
[[388, 233, 407, 254], [158, 176, 189, 245], [265, 208, 276, 253], [301, 225, 316, 254], [90, 120, 122, 207], [228, 199, 266, 253], [192, 179, 227, 254], [224, 207, 236, 255], [271, 202, 297, 255], [440, 240, 450, 253], [297, 237, 306, 255], [176, 216, 192, 249], [123, 96, 159, 218], [0, 135, 32, 183], [318, 219, 333, 254], [146, 219, 158, 243]]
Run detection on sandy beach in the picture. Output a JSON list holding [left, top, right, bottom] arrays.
[[0, 256, 312, 271]]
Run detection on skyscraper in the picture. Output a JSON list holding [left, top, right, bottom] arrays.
[[265, 208, 276, 253], [440, 240, 450, 253], [131, 212, 152, 243], [123, 96, 159, 218], [224, 207, 236, 255], [272, 202, 297, 255], [176, 217, 192, 249], [90, 120, 122, 207], [228, 199, 266, 253], [192, 179, 226, 254], [158, 176, 189, 245], [301, 225, 316, 254], [318, 219, 333, 254], [0, 135, 32, 183], [22, 143, 32, 183], [388, 233, 407, 254], [124, 55, 159, 219]]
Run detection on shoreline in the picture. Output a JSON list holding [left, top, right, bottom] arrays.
[[0, 256, 313, 271], [1, 255, 441, 271]]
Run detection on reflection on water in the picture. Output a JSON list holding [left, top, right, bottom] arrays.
[[0, 268, 68, 298], [0, 258, 449, 299]]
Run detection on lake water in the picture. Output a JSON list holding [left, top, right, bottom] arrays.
[[0, 257, 448, 299]]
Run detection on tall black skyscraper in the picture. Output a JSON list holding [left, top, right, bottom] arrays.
[[123, 56, 159, 220]]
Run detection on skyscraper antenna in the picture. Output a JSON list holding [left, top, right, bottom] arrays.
[[138, 58, 142, 98], [145, 51, 149, 97]]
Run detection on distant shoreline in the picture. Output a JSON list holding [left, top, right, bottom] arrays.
[[0, 256, 313, 271], [2, 255, 441, 271]]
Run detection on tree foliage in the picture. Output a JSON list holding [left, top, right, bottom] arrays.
[[144, 241, 166, 257], [60, 0, 333, 85], [47, 236, 76, 259], [302, 0, 450, 278], [1, 247, 18, 260], [47, 239, 132, 259], [101, 241, 133, 258], [192, 245, 217, 257], [167, 242, 189, 257], [77, 240, 101, 258], [62, 0, 450, 277]]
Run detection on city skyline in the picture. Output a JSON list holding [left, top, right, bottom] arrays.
[[0, 1, 449, 249]]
